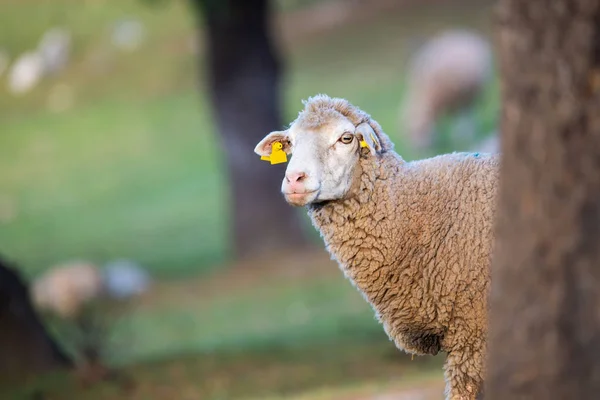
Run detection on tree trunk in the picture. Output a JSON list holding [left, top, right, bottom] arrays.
[[0, 256, 71, 384], [487, 1, 600, 399], [189, 0, 311, 260]]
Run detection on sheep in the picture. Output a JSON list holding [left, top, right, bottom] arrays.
[[32, 261, 104, 320], [31, 259, 151, 319], [7, 51, 45, 95], [254, 94, 499, 400], [400, 29, 493, 152], [38, 27, 71, 76]]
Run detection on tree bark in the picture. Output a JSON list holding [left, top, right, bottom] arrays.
[[189, 0, 311, 260], [0, 256, 71, 384], [487, 1, 600, 399]]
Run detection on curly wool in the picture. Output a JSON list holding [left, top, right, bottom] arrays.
[[303, 99, 499, 399]]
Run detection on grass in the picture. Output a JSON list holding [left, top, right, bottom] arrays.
[[4, 342, 444, 400], [108, 267, 376, 364]]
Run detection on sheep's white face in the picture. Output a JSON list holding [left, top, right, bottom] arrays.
[[255, 116, 381, 207]]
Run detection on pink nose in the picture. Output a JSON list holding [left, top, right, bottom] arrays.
[[286, 171, 307, 183], [285, 171, 307, 191]]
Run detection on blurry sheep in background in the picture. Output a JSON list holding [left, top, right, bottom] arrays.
[[32, 261, 104, 320], [7, 51, 45, 95], [400, 29, 493, 152], [31, 258, 151, 381], [31, 259, 152, 319], [38, 27, 72, 76], [7, 27, 71, 95]]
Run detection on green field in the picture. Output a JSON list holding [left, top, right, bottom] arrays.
[[0, 0, 498, 398]]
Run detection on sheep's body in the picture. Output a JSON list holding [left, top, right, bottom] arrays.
[[255, 94, 499, 399], [401, 30, 493, 151], [308, 151, 498, 399]]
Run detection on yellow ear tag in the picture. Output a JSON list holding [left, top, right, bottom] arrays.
[[359, 133, 377, 150], [260, 142, 287, 165]]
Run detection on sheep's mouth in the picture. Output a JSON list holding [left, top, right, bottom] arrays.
[[283, 190, 318, 206]]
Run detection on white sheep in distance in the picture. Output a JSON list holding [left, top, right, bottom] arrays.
[[38, 27, 72, 76], [400, 29, 493, 152], [255, 94, 499, 400], [7, 51, 45, 95]]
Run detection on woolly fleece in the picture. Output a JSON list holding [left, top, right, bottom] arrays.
[[294, 95, 499, 400]]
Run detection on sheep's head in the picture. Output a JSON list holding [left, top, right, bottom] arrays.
[[254, 94, 392, 207]]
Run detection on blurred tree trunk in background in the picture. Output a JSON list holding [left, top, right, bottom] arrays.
[[487, 0, 600, 399], [0, 256, 71, 383], [189, 0, 311, 260]]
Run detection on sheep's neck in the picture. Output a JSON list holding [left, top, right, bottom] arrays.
[[307, 153, 405, 302]]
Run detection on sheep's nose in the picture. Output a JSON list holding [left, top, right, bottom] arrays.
[[286, 171, 307, 183]]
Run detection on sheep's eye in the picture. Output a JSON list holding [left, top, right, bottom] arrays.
[[339, 133, 354, 144]]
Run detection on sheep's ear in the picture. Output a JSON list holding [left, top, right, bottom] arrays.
[[254, 130, 290, 157], [356, 122, 381, 156]]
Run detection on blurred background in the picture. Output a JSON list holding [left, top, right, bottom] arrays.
[[0, 0, 499, 399]]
